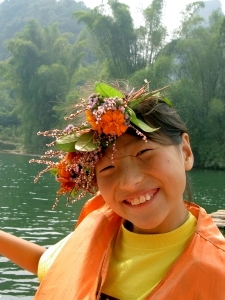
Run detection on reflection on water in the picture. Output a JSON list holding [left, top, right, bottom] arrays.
[[0, 153, 225, 298], [190, 168, 225, 213]]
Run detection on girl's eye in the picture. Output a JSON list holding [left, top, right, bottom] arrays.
[[100, 165, 114, 173], [136, 149, 151, 156]]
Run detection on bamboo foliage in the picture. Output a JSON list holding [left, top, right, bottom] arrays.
[[0, 0, 225, 167]]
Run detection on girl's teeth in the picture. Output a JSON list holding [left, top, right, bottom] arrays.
[[129, 193, 153, 205], [146, 194, 151, 200], [133, 198, 140, 205], [140, 195, 146, 203]]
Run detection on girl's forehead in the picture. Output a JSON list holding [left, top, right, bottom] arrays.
[[102, 134, 146, 158]]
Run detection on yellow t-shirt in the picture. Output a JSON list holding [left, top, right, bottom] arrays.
[[101, 212, 196, 300], [38, 213, 196, 300]]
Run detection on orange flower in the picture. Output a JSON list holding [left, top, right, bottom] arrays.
[[86, 110, 102, 133], [86, 109, 127, 136], [57, 161, 70, 180], [57, 161, 75, 195], [56, 152, 82, 195], [57, 182, 76, 196], [66, 152, 82, 162], [56, 152, 81, 182], [100, 110, 127, 136]]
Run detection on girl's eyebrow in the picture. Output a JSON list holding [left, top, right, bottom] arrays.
[[102, 138, 151, 159]]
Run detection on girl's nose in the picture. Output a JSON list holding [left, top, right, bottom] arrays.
[[118, 156, 143, 191]]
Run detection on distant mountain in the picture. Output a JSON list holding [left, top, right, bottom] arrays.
[[200, 0, 223, 19], [0, 0, 87, 61]]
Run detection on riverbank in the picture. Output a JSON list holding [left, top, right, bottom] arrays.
[[0, 140, 22, 153], [0, 149, 23, 154], [0, 149, 40, 157], [210, 210, 225, 229], [0, 140, 40, 156]]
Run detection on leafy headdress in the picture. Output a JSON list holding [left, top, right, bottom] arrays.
[[30, 81, 171, 208]]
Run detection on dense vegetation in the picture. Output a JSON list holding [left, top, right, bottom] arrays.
[[0, 0, 224, 169]]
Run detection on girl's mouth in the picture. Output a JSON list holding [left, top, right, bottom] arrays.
[[124, 190, 158, 206]]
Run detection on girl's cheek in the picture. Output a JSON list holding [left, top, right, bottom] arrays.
[[97, 177, 113, 196]]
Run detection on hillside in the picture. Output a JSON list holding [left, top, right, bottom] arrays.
[[0, 0, 87, 60]]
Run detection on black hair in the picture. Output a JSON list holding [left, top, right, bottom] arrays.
[[134, 100, 187, 144]]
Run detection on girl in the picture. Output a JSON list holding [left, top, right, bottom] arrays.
[[1, 82, 225, 299]]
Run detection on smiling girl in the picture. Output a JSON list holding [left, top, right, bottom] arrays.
[[0, 82, 225, 299]]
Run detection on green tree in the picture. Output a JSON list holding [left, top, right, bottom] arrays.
[[127, 0, 169, 89], [138, 0, 167, 69], [5, 20, 83, 153], [74, 0, 168, 79], [74, 0, 142, 79], [0, 0, 86, 60], [174, 1, 205, 39], [169, 7, 225, 168]]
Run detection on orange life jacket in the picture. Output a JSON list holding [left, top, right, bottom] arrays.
[[34, 194, 225, 300]]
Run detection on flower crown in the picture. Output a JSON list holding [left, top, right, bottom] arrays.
[[30, 81, 171, 208]]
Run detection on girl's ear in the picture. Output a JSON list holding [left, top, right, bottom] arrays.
[[181, 133, 194, 171]]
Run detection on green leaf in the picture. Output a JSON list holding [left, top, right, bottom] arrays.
[[94, 82, 124, 98], [127, 107, 158, 133], [71, 188, 78, 198], [162, 97, 173, 107], [50, 168, 58, 176], [75, 131, 98, 152], [128, 98, 143, 109], [135, 118, 158, 133], [56, 134, 79, 152]]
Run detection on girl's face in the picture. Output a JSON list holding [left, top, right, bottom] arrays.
[[95, 133, 194, 234]]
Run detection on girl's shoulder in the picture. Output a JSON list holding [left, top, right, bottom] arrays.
[[38, 232, 73, 282]]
